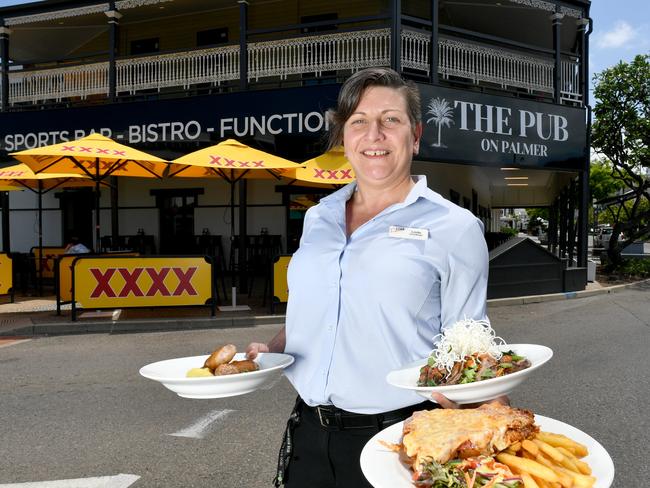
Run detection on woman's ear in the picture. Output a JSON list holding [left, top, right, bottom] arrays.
[[413, 123, 423, 155]]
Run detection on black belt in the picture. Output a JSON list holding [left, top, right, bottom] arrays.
[[303, 401, 429, 430]]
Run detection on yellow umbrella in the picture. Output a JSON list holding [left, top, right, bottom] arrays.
[[167, 138, 300, 180], [0, 163, 102, 294], [168, 139, 302, 310], [11, 134, 169, 251], [284, 146, 355, 188]]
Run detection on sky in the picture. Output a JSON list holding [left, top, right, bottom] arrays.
[[588, 0, 649, 87], [0, 0, 647, 92]]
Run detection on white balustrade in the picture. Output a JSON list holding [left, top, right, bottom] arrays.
[[9, 62, 107, 104], [438, 36, 555, 94], [116, 45, 239, 94], [5, 28, 581, 106], [560, 57, 581, 103], [248, 29, 390, 80]]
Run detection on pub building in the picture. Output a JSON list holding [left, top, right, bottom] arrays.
[[0, 0, 591, 299]]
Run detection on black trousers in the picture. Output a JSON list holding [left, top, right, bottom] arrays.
[[282, 400, 428, 488]]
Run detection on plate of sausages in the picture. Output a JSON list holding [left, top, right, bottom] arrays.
[[139, 344, 294, 399]]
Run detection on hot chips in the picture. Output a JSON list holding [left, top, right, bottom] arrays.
[[497, 431, 595, 488]]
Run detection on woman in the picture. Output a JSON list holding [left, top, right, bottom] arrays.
[[247, 67, 489, 487]]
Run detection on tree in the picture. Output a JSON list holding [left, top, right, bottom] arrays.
[[591, 54, 650, 265], [590, 158, 625, 228], [590, 159, 625, 203]]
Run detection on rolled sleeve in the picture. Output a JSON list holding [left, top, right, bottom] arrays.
[[440, 218, 489, 329]]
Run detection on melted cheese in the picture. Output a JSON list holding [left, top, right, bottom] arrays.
[[401, 404, 535, 475]]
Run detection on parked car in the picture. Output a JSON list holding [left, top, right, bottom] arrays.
[[594, 227, 624, 249]]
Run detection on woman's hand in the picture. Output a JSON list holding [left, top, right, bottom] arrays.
[[245, 327, 286, 359], [431, 392, 510, 409], [245, 342, 270, 359]]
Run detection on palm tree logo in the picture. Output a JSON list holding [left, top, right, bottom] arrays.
[[426, 97, 454, 148]]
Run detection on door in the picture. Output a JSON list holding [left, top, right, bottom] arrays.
[[58, 190, 94, 250], [157, 194, 197, 254]]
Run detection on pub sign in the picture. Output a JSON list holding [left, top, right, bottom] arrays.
[[418, 84, 587, 171]]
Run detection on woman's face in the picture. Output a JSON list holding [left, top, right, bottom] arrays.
[[343, 86, 421, 189]]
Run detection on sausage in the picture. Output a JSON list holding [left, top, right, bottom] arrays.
[[204, 344, 237, 372], [214, 360, 259, 376]]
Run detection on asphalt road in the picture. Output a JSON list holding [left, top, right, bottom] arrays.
[[0, 284, 648, 488]]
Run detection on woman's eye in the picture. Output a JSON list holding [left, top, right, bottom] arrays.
[[385, 116, 400, 124], [350, 118, 366, 125]]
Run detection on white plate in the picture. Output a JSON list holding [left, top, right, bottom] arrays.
[[360, 414, 615, 488], [386, 344, 553, 404], [139, 352, 294, 399]]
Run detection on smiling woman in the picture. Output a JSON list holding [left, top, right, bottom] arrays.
[[242, 67, 492, 488]]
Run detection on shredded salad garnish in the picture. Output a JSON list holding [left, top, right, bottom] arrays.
[[430, 318, 505, 372]]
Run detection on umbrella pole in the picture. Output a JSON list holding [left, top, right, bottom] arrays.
[[38, 182, 43, 297], [95, 167, 101, 253], [219, 179, 250, 311]]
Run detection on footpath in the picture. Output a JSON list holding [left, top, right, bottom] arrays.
[[0, 279, 648, 338]]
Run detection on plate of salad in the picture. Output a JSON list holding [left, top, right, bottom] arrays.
[[386, 319, 553, 404]]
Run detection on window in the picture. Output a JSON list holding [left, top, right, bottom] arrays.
[[197, 28, 229, 47], [130, 38, 159, 55], [151, 188, 203, 254]]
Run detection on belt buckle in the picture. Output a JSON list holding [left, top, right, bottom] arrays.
[[316, 407, 329, 427]]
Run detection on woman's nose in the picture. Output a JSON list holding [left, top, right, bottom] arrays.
[[365, 120, 384, 141]]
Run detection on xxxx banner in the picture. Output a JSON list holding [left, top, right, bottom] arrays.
[[0, 253, 13, 296], [272, 255, 291, 305], [72, 256, 214, 310], [32, 246, 66, 279], [57, 253, 139, 306]]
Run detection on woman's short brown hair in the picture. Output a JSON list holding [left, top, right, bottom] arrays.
[[327, 67, 421, 149]]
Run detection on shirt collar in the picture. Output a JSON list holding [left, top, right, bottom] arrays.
[[320, 175, 435, 208]]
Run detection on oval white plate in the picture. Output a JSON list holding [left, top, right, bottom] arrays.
[[139, 352, 294, 399], [386, 344, 553, 404], [360, 414, 614, 488]]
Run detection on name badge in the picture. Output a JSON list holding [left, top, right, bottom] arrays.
[[388, 225, 429, 240]]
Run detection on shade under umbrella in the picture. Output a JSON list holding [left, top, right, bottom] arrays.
[[0, 163, 100, 294], [168, 139, 302, 311], [11, 134, 169, 252]]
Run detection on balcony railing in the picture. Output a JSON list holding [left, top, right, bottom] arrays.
[[4, 28, 582, 107]]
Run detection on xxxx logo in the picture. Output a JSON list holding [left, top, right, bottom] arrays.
[[209, 156, 265, 168], [89, 267, 198, 298], [61, 146, 127, 157], [313, 169, 353, 180], [79, 160, 128, 172]]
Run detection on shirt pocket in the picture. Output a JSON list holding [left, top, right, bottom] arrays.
[[350, 233, 438, 310]]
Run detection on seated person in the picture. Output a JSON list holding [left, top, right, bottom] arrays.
[[64, 237, 90, 254]]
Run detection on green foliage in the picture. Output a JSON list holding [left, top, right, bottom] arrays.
[[499, 226, 517, 237], [525, 208, 549, 221], [590, 159, 625, 202], [618, 258, 650, 278], [591, 54, 650, 264]]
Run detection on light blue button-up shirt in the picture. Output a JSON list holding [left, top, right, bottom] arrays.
[[284, 176, 488, 414]]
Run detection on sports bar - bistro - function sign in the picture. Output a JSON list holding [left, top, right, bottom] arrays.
[[418, 84, 586, 171]]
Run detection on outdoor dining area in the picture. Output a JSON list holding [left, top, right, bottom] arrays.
[[0, 134, 354, 314]]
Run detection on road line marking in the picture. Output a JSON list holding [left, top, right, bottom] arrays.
[[0, 339, 31, 349], [0, 473, 140, 487], [168, 409, 235, 439]]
